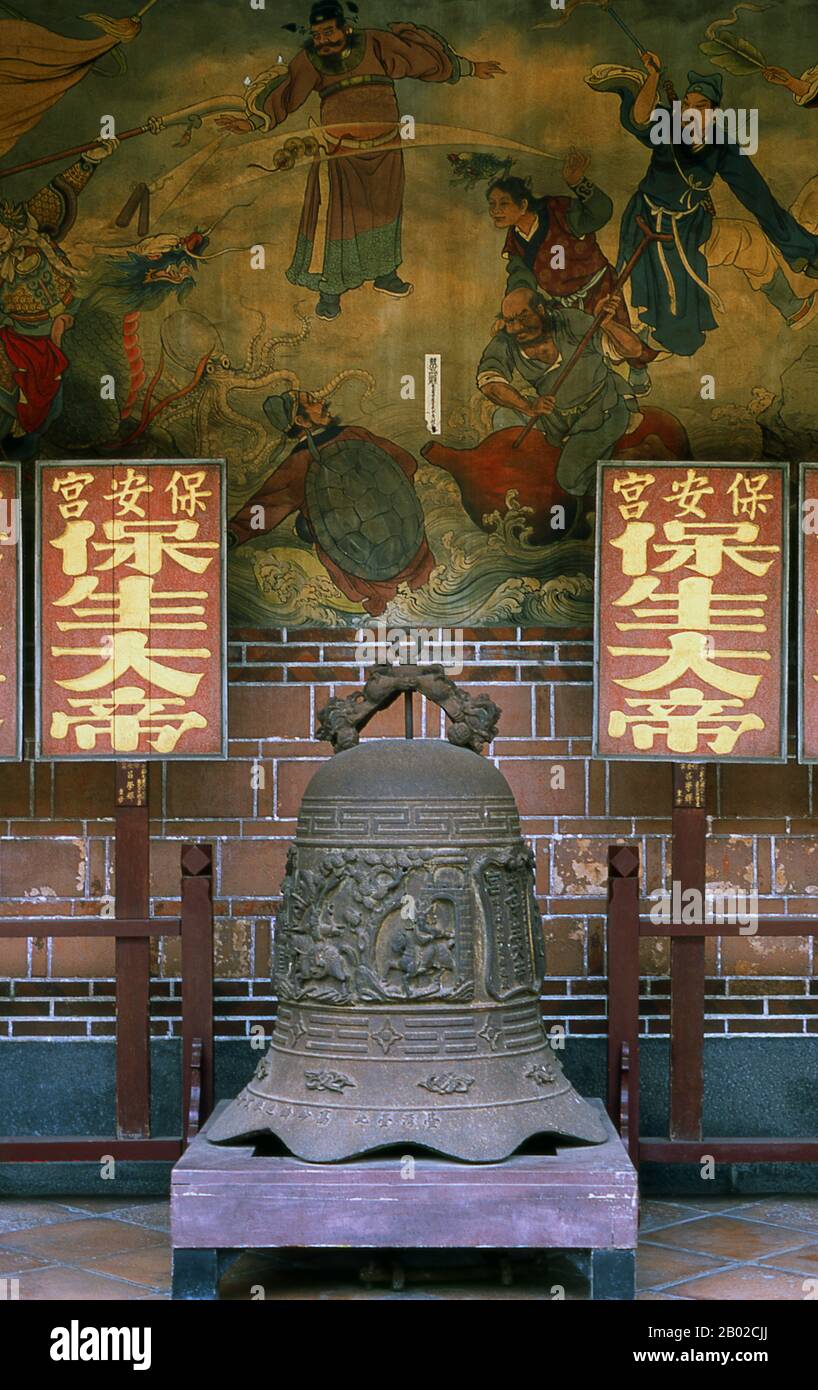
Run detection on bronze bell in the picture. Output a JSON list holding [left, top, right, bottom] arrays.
[[210, 667, 607, 1160]]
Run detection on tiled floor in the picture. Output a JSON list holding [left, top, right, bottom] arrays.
[[1, 1195, 818, 1298]]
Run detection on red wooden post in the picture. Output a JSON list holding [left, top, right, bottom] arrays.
[[606, 843, 641, 1165], [669, 764, 707, 1141], [115, 762, 151, 1139], [181, 843, 214, 1141]]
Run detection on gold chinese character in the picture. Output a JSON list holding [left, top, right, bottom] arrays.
[[663, 469, 714, 519], [728, 472, 774, 521], [49, 519, 96, 576], [53, 575, 208, 633], [653, 521, 778, 578], [104, 468, 154, 519], [613, 575, 768, 633], [613, 470, 656, 521], [608, 630, 769, 698], [166, 470, 213, 518], [93, 519, 218, 575], [609, 521, 656, 576], [51, 471, 95, 520], [52, 631, 210, 696], [607, 688, 764, 755], [50, 686, 208, 754]]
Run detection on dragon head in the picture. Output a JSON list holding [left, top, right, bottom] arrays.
[[81, 228, 212, 315]]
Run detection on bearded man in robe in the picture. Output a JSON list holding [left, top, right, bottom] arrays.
[[218, 1, 504, 319]]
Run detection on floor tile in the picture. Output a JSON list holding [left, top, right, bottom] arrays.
[[79, 1245, 171, 1291], [637, 1290, 689, 1300], [758, 1243, 818, 1276], [0, 1217, 166, 1260], [104, 1203, 171, 1232], [639, 1200, 699, 1233], [636, 1242, 726, 1290], [729, 1198, 818, 1233], [58, 1198, 144, 1216], [657, 1196, 755, 1214], [0, 1247, 53, 1275], [0, 1201, 88, 1234], [12, 1266, 165, 1301], [670, 1263, 811, 1300], [642, 1215, 808, 1261]]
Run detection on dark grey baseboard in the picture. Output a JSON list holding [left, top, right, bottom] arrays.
[[1, 1037, 817, 1197]]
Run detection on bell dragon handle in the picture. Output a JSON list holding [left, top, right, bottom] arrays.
[[315, 664, 500, 755]]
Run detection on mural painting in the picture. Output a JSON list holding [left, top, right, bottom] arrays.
[[4, 0, 818, 630]]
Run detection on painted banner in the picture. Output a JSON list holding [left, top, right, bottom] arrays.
[[798, 464, 818, 763], [594, 462, 788, 763], [36, 460, 226, 760], [0, 464, 21, 761]]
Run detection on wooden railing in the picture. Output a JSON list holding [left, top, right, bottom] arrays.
[[606, 842, 818, 1168], [0, 827, 214, 1162]]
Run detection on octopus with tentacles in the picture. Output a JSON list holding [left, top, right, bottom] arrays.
[[157, 303, 376, 479]]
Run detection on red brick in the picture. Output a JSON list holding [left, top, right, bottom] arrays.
[[228, 684, 311, 740], [721, 762, 809, 818], [467, 683, 531, 739], [552, 684, 593, 737], [588, 759, 606, 816], [0, 938, 28, 976], [276, 759, 326, 819], [706, 836, 755, 893], [51, 935, 115, 977], [220, 839, 291, 897], [542, 918, 585, 975], [556, 644, 593, 661], [359, 694, 422, 739], [0, 839, 84, 898], [148, 840, 185, 898], [166, 760, 266, 818], [499, 758, 585, 816], [53, 763, 116, 819], [774, 838, 818, 895], [214, 919, 252, 978], [725, 1019, 802, 1033], [0, 761, 31, 817], [288, 665, 356, 683], [609, 761, 673, 818], [12, 1022, 86, 1036], [720, 934, 810, 977], [245, 646, 318, 663], [551, 837, 608, 896]]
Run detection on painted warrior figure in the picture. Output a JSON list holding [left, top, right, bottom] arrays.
[[590, 57, 818, 355], [0, 138, 119, 455], [227, 388, 434, 617], [486, 150, 657, 391], [477, 286, 648, 498], [217, 1, 504, 318]]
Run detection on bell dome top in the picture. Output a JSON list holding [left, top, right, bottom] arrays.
[[303, 737, 515, 805]]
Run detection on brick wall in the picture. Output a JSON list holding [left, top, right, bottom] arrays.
[[1, 627, 817, 1041]]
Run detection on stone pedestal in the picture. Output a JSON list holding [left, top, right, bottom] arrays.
[[171, 1099, 637, 1300]]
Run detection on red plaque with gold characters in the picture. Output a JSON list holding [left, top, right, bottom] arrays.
[[36, 460, 227, 761], [594, 462, 788, 764], [0, 463, 22, 761], [798, 463, 818, 763]]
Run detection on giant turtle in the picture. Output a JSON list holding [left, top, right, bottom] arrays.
[[304, 434, 426, 581]]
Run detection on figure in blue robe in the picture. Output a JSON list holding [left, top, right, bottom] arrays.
[[589, 65, 818, 356]]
